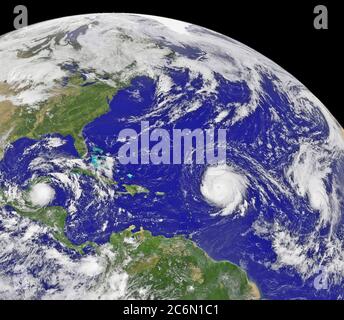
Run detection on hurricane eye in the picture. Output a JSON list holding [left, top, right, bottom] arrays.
[[200, 164, 248, 216], [28, 183, 55, 207]]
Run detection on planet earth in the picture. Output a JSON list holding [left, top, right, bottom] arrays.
[[0, 13, 343, 300]]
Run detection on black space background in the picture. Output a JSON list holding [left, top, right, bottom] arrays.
[[0, 0, 342, 126]]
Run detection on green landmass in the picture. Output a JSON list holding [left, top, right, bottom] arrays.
[[0, 182, 91, 254], [70, 167, 117, 186], [123, 184, 150, 196], [69, 168, 149, 195], [0, 75, 127, 157], [110, 226, 258, 299], [15, 206, 89, 254], [70, 167, 97, 178]]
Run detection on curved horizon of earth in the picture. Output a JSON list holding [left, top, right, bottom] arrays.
[[0, 13, 343, 300]]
